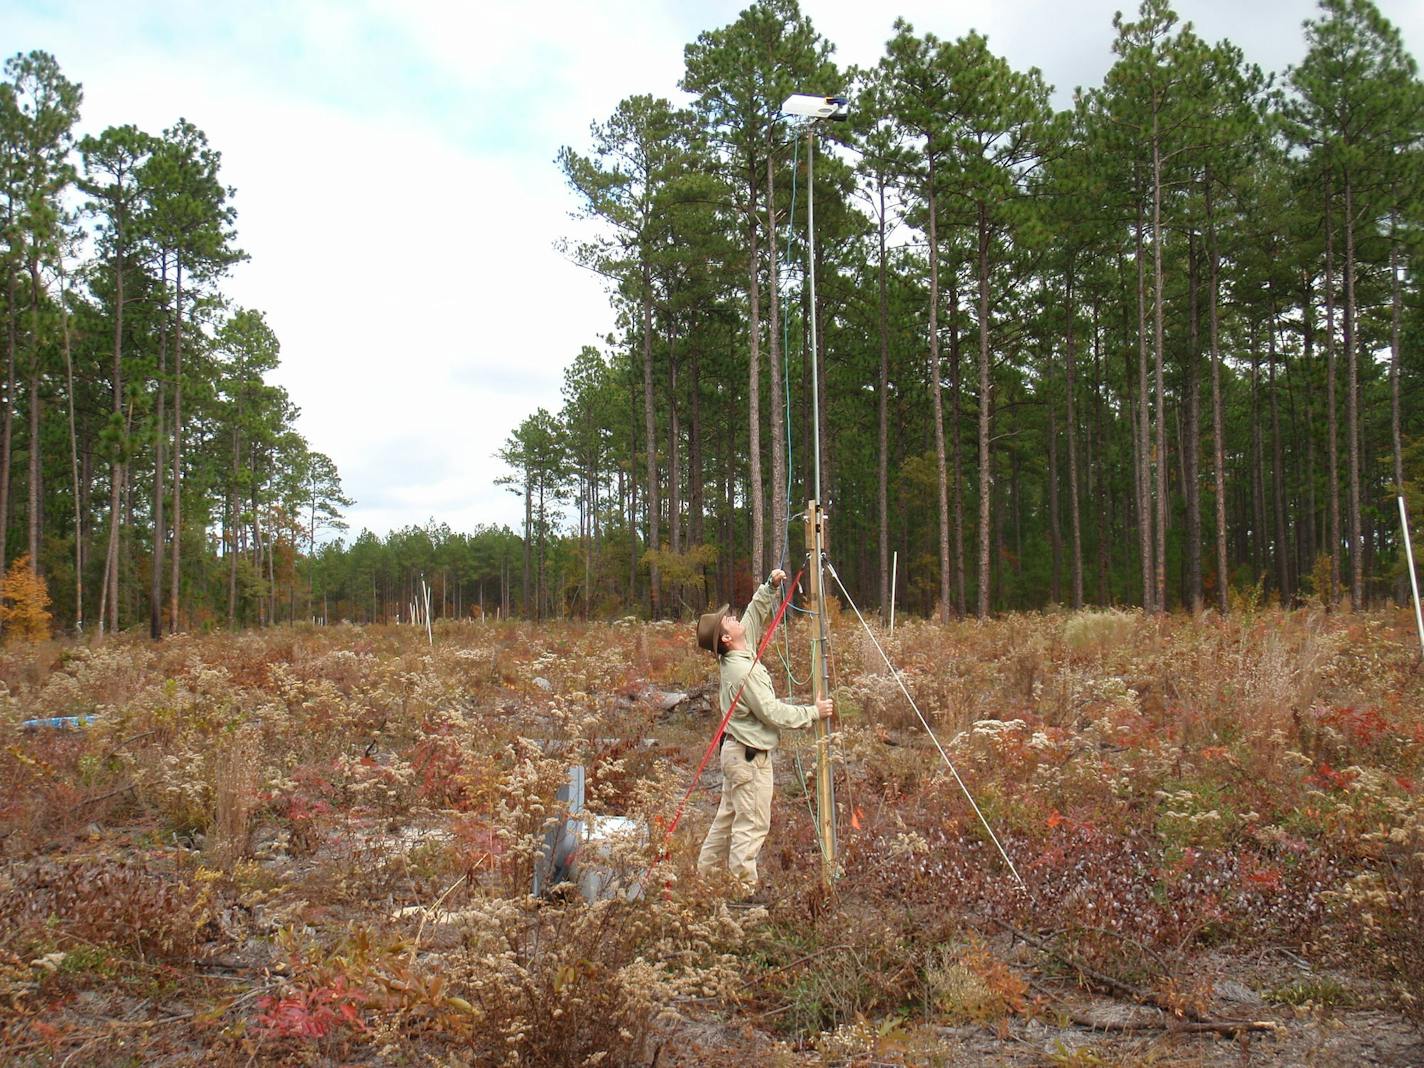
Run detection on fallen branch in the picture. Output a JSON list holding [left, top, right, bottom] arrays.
[[69, 781, 135, 813], [106, 728, 160, 755], [989, 917, 1149, 1003], [1056, 1005, 1279, 1037], [1027, 977, 1280, 1038], [989, 916, 1278, 1035], [746, 943, 853, 986]]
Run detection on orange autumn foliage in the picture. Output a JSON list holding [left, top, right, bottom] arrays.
[[0, 555, 52, 641]]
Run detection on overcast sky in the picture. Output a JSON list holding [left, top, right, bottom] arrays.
[[4, 0, 1421, 539]]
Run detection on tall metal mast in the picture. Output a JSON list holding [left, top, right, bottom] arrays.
[[781, 93, 848, 888]]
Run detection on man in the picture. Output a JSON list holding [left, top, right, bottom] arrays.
[[694, 567, 833, 896]]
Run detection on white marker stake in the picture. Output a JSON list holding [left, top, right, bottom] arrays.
[[890, 550, 898, 635], [423, 579, 434, 647], [1399, 496, 1424, 657]]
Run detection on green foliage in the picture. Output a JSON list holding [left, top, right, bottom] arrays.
[[642, 542, 716, 587], [1265, 975, 1356, 1008], [6, 0, 1424, 637], [0, 52, 347, 637]]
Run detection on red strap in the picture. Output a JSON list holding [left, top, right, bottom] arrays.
[[657, 567, 807, 857]]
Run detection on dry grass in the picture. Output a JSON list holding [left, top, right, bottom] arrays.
[[0, 607, 1420, 1061], [210, 726, 262, 870]]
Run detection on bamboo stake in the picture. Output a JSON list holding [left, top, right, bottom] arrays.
[[805, 502, 837, 886]]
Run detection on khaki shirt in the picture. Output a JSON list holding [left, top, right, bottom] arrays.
[[719, 580, 817, 751]]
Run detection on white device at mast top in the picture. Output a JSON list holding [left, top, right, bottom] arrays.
[[780, 93, 849, 121]]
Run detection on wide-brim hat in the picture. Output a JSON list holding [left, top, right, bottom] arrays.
[[696, 604, 731, 654]]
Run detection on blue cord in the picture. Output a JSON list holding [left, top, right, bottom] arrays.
[[780, 134, 800, 571]]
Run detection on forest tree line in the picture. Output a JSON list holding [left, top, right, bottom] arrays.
[[484, 0, 1424, 622], [0, 50, 350, 635], [12, 0, 1423, 633]]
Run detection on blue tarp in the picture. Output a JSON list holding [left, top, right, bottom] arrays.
[[20, 715, 97, 730]]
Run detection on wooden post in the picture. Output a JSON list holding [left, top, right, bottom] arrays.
[[805, 499, 837, 886]]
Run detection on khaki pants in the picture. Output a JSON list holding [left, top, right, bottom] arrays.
[[697, 740, 773, 891]]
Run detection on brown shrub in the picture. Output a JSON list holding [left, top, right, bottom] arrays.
[[0, 857, 218, 964]]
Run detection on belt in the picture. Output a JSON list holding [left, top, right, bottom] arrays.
[[720, 733, 766, 762]]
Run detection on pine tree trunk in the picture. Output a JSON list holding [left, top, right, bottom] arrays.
[[1064, 263, 1083, 609], [2, 260, 16, 578], [522, 482, 532, 616], [1250, 338, 1266, 579], [667, 327, 681, 555], [927, 156, 951, 623], [1185, 233, 1202, 613], [1323, 175, 1342, 604], [250, 478, 264, 627], [1048, 402, 1061, 604], [1092, 295, 1109, 604], [1283, 329, 1308, 586], [1267, 299, 1291, 600], [1300, 274, 1319, 568], [1343, 171, 1363, 609], [689, 338, 704, 547], [169, 260, 184, 632], [27, 256, 43, 573], [536, 480, 546, 621], [877, 178, 890, 621], [949, 271, 966, 617], [766, 152, 786, 570], [267, 522, 277, 625], [1389, 208, 1403, 496], [227, 421, 239, 627], [99, 234, 126, 638], [150, 254, 167, 640], [627, 383, 638, 603], [976, 199, 992, 619], [1134, 207, 1154, 612], [722, 415, 734, 601], [1207, 177, 1228, 614], [58, 259, 82, 632], [640, 261, 660, 616], [746, 168, 765, 580], [1151, 127, 1168, 613]]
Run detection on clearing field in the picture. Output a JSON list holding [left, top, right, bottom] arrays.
[[1, 608, 1422, 1066]]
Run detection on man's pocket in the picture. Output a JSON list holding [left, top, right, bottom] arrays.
[[721, 741, 755, 788]]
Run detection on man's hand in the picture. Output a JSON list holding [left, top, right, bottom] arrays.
[[815, 697, 834, 719], [769, 568, 786, 588]]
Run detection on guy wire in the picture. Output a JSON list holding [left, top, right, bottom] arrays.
[[824, 558, 1027, 891]]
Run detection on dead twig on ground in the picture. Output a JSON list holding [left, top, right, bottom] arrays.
[[68, 781, 135, 813], [745, 943, 853, 987], [1026, 976, 1280, 1038], [989, 917, 1278, 1035], [106, 728, 160, 755], [408, 872, 468, 968]]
